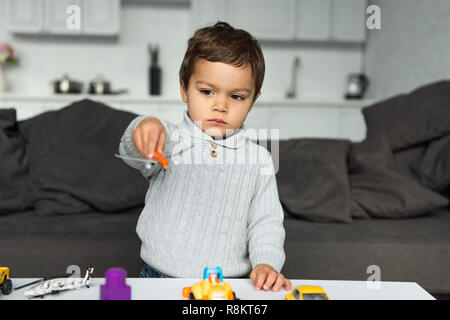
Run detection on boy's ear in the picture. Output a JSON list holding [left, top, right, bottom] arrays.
[[180, 79, 188, 103]]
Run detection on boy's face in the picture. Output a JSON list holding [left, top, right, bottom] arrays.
[[180, 58, 260, 139]]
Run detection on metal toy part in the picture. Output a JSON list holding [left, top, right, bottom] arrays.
[[114, 154, 158, 169], [24, 267, 94, 299]]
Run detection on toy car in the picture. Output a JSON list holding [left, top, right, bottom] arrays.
[[285, 285, 330, 300], [0, 267, 13, 295], [182, 267, 237, 300]]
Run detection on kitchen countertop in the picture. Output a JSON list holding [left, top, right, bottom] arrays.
[[0, 92, 377, 108]]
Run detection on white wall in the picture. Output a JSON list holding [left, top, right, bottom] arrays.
[[365, 0, 450, 99], [0, 0, 363, 101]]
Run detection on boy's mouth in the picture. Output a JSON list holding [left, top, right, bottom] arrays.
[[208, 118, 227, 125]]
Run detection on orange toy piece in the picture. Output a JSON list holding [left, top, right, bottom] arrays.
[[182, 267, 237, 300], [151, 150, 168, 169]]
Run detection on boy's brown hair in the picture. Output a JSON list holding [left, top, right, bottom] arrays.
[[179, 21, 265, 102]]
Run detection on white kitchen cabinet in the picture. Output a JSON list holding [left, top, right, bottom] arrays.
[[41, 100, 73, 112], [0, 94, 369, 141], [226, 0, 297, 41], [190, 0, 227, 32], [338, 108, 366, 142], [6, 0, 45, 34], [295, 0, 331, 41], [267, 106, 340, 140], [330, 0, 367, 42], [157, 104, 186, 124], [1, 99, 46, 121], [190, 0, 297, 41], [118, 102, 158, 117], [82, 0, 120, 36], [6, 0, 120, 36], [297, 0, 367, 42], [191, 0, 366, 43], [45, 0, 82, 34], [245, 106, 271, 132]]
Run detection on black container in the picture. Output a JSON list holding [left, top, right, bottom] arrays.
[[148, 44, 161, 95], [150, 65, 161, 95]]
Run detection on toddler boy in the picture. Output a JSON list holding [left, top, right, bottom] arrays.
[[119, 21, 291, 292]]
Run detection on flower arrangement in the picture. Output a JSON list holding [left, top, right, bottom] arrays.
[[0, 42, 19, 65]]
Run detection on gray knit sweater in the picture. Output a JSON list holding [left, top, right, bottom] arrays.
[[119, 110, 285, 278]]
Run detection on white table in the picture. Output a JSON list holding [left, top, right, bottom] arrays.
[[3, 278, 435, 300]]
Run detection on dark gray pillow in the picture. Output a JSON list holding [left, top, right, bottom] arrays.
[[348, 129, 395, 173], [18, 99, 148, 216], [349, 130, 449, 218], [350, 166, 449, 219], [393, 144, 428, 182], [0, 109, 32, 214], [363, 80, 450, 151], [275, 138, 353, 223], [442, 186, 450, 202], [411, 134, 450, 192]]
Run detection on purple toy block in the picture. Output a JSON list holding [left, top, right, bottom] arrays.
[[100, 268, 131, 300]]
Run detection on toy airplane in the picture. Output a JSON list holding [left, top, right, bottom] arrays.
[[24, 267, 94, 299], [115, 149, 168, 169]]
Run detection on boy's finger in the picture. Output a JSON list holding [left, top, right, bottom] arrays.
[[272, 275, 284, 292], [157, 130, 166, 153], [132, 130, 140, 152], [262, 271, 277, 291], [254, 270, 267, 290], [250, 270, 256, 284], [284, 278, 292, 291], [135, 133, 146, 159], [145, 132, 158, 159]]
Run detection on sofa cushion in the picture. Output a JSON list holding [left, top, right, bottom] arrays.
[[0, 109, 32, 214], [349, 165, 448, 219], [348, 127, 449, 218], [275, 138, 353, 223], [363, 80, 450, 151], [18, 99, 148, 216], [411, 134, 450, 192]]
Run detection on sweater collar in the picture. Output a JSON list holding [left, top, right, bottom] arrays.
[[179, 110, 247, 149]]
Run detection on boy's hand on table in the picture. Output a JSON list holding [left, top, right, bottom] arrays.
[[133, 116, 167, 160], [250, 264, 292, 292]]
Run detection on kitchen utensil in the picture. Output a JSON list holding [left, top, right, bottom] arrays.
[[52, 74, 83, 94], [286, 56, 301, 99], [344, 73, 369, 99], [148, 44, 161, 95], [89, 74, 129, 95]]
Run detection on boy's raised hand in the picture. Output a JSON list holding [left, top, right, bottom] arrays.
[[132, 116, 167, 160], [250, 264, 292, 292]]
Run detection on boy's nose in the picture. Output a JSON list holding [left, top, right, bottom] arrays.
[[213, 96, 228, 112]]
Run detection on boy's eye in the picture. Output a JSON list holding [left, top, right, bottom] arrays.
[[200, 89, 244, 101], [231, 94, 244, 101], [200, 89, 212, 95]]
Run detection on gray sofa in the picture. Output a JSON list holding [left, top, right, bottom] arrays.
[[2, 205, 449, 295], [1, 81, 450, 296]]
